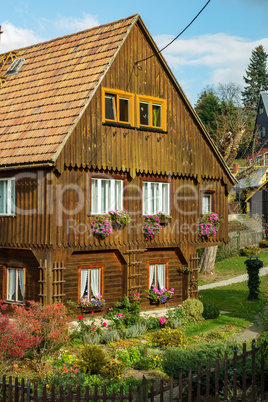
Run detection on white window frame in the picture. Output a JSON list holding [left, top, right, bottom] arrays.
[[91, 178, 123, 214], [202, 193, 212, 215], [257, 155, 263, 166], [142, 181, 170, 215], [264, 153, 268, 166], [0, 178, 15, 215], [6, 267, 24, 303]]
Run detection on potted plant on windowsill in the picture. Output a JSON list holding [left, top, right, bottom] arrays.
[[198, 212, 223, 240], [91, 216, 113, 239], [148, 285, 174, 305], [154, 211, 172, 225], [80, 294, 105, 313], [108, 210, 130, 229], [143, 215, 162, 241]]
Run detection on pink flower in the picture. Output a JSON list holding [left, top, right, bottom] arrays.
[[103, 322, 107, 327], [117, 312, 121, 316], [159, 317, 166, 325], [78, 315, 83, 320], [91, 311, 94, 314], [92, 327, 96, 331]]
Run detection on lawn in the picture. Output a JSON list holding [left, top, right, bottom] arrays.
[[199, 276, 268, 318], [198, 250, 268, 286]]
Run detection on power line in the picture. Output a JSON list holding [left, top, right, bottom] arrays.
[[134, 0, 212, 66]]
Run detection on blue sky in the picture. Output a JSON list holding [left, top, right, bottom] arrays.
[[1, 0, 268, 104]]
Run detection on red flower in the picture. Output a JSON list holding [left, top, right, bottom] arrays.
[[78, 315, 83, 320], [103, 322, 107, 327], [91, 311, 94, 314]]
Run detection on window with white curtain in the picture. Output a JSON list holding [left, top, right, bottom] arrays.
[[91, 178, 123, 214], [0, 178, 15, 215], [148, 263, 166, 290], [80, 267, 102, 299], [6, 267, 24, 302], [142, 181, 170, 215]]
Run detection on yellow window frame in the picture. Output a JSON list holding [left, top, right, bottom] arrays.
[[102, 88, 134, 125], [137, 95, 167, 131]]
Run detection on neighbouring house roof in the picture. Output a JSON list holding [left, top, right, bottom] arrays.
[[0, 15, 138, 167], [234, 167, 268, 190], [260, 91, 268, 113]]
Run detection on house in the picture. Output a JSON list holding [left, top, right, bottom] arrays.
[[0, 15, 235, 310], [248, 91, 268, 166]]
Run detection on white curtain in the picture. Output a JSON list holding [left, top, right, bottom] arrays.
[[158, 264, 165, 290], [7, 268, 15, 301], [91, 268, 100, 296], [18, 269, 24, 300], [80, 269, 88, 298], [149, 264, 155, 288]]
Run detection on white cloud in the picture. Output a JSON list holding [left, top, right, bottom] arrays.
[[0, 21, 43, 52], [0, 13, 100, 53], [154, 33, 268, 89]]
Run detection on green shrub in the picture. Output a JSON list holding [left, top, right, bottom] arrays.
[[100, 329, 120, 344], [259, 240, 268, 248], [162, 341, 253, 393], [145, 316, 161, 330], [105, 295, 141, 328], [104, 358, 126, 379], [202, 301, 220, 320], [240, 246, 260, 256], [216, 244, 238, 262], [244, 258, 263, 300], [77, 345, 107, 375], [182, 298, 204, 323], [122, 321, 147, 339], [165, 306, 184, 328], [150, 328, 185, 348]]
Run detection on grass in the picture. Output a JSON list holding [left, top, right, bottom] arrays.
[[198, 250, 268, 286], [199, 276, 268, 318]]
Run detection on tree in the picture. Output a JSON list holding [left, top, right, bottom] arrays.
[[195, 83, 253, 274], [242, 45, 268, 114]]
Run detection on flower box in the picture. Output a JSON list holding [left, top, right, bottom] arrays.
[[149, 298, 160, 305], [80, 306, 104, 314]]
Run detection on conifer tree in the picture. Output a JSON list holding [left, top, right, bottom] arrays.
[[242, 45, 268, 113]]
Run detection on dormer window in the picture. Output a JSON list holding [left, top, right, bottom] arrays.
[[6, 58, 25, 76]]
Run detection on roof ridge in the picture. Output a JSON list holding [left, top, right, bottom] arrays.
[[2, 14, 139, 54]]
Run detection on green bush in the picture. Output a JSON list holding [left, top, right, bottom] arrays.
[[77, 345, 107, 375], [105, 295, 141, 328], [182, 298, 204, 323], [103, 358, 126, 379], [216, 244, 238, 262], [240, 246, 260, 256], [202, 301, 220, 320], [244, 258, 263, 300], [150, 328, 185, 348], [259, 240, 268, 248]]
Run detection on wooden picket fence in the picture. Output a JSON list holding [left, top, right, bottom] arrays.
[[0, 342, 267, 401]]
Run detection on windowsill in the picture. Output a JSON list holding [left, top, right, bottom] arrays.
[[0, 214, 16, 217], [102, 121, 167, 134], [5, 300, 24, 304], [102, 122, 136, 129]]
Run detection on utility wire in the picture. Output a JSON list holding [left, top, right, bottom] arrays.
[[134, 0, 212, 66]]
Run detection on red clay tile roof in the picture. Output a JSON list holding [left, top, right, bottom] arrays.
[[0, 15, 138, 167]]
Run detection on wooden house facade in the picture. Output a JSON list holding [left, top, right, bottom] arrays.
[[0, 15, 235, 310]]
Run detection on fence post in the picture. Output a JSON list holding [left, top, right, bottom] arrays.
[[169, 375, 173, 402], [26, 380, 31, 402], [138, 376, 148, 402]]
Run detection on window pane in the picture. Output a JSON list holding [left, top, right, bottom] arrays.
[[7, 268, 15, 301], [203, 195, 211, 214], [91, 179, 98, 213], [91, 268, 101, 296], [105, 94, 116, 120], [11, 180, 15, 215], [157, 264, 165, 290], [18, 269, 24, 302], [80, 269, 88, 298], [0, 181, 7, 214], [140, 102, 149, 125], [152, 104, 161, 127], [149, 264, 156, 288], [115, 180, 122, 210], [119, 98, 129, 122], [143, 182, 148, 215], [162, 183, 169, 214]]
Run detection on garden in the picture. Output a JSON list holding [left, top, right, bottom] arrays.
[[0, 252, 267, 399]]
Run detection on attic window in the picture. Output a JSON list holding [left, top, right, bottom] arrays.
[[73, 45, 80, 52], [6, 58, 25, 76], [33, 106, 41, 114]]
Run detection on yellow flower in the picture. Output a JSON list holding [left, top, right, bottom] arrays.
[[46, 384, 49, 388]]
